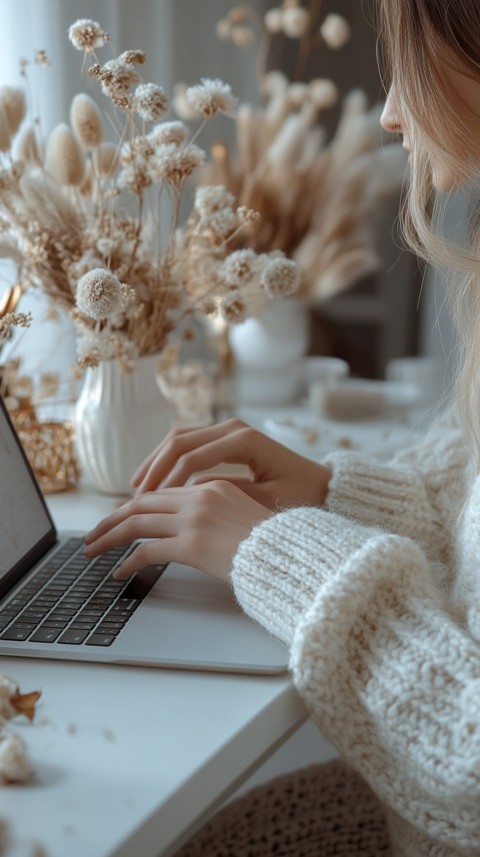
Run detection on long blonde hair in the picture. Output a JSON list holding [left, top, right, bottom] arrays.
[[377, 0, 480, 464]]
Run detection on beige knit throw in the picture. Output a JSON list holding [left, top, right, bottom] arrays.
[[174, 758, 391, 856]]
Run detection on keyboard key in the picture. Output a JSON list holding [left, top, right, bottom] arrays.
[[57, 629, 90, 645], [1, 626, 32, 641], [30, 626, 63, 643], [86, 634, 116, 646]]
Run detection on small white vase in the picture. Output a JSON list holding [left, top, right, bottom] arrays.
[[74, 354, 173, 495], [228, 299, 310, 406]]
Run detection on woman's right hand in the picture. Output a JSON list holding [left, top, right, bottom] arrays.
[[131, 418, 331, 511]]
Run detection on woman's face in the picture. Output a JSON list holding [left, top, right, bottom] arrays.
[[381, 71, 480, 192]]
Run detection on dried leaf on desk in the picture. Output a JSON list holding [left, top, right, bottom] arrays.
[[10, 690, 41, 723], [0, 732, 32, 783], [0, 674, 41, 723]]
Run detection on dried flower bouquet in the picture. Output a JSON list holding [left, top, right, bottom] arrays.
[[183, 0, 407, 301], [0, 18, 299, 373]]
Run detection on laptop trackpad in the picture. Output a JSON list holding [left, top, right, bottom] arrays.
[[115, 563, 289, 674]]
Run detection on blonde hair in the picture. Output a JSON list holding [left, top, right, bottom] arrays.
[[377, 0, 480, 464]]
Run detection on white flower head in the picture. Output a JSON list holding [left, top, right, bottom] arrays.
[[68, 19, 109, 52], [194, 185, 236, 217], [264, 8, 284, 33], [220, 289, 246, 323], [148, 120, 187, 147], [76, 268, 123, 320], [185, 78, 238, 118], [320, 14, 351, 50], [309, 78, 339, 110], [101, 59, 141, 95], [282, 7, 310, 39], [221, 248, 259, 286], [0, 733, 32, 783], [260, 256, 300, 298], [132, 83, 168, 122], [151, 143, 205, 185]]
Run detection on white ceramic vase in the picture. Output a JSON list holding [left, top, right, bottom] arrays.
[[74, 354, 173, 495], [228, 299, 310, 406]]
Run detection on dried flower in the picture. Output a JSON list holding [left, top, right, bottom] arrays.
[[220, 289, 246, 322], [152, 143, 205, 185], [195, 185, 236, 217], [0, 86, 26, 136], [75, 269, 123, 320], [309, 78, 339, 110], [70, 93, 104, 149], [148, 120, 187, 146], [261, 256, 300, 297], [132, 82, 168, 122], [15, 126, 42, 164], [0, 312, 32, 340], [264, 8, 284, 33], [282, 7, 310, 38], [320, 14, 351, 50], [119, 50, 146, 66], [92, 141, 119, 177], [46, 123, 85, 186], [68, 18, 109, 52], [185, 78, 238, 118], [221, 248, 259, 286], [0, 733, 32, 783]]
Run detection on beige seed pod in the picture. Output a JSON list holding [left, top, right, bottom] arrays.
[[92, 141, 119, 178], [70, 92, 104, 149], [79, 160, 94, 197], [0, 110, 11, 153], [0, 85, 26, 136], [15, 126, 42, 165], [46, 122, 85, 186]]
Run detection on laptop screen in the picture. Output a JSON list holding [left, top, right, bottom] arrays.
[[0, 395, 55, 592]]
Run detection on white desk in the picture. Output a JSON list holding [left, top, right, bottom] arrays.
[[0, 484, 307, 857], [1, 403, 425, 856]]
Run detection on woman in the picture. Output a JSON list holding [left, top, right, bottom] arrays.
[[85, 1, 480, 854]]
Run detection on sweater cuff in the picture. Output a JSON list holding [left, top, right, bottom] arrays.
[[323, 450, 430, 532], [231, 507, 384, 646]]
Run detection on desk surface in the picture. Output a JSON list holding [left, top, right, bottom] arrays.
[[1, 404, 424, 857], [1, 484, 306, 857]]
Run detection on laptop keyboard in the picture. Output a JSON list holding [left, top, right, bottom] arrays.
[[0, 537, 165, 647]]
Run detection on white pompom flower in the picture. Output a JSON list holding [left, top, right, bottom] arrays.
[[132, 83, 169, 123], [76, 269, 123, 320], [320, 14, 351, 50], [260, 257, 300, 297], [185, 78, 238, 118], [68, 19, 109, 52], [0, 733, 32, 783]]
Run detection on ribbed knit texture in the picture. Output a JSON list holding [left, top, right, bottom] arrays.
[[177, 411, 480, 857]]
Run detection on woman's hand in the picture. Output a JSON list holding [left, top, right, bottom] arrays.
[[84, 480, 270, 582], [131, 418, 331, 510]]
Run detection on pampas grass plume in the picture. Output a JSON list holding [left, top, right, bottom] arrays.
[[92, 141, 118, 178], [46, 122, 85, 186], [0, 86, 26, 136], [15, 127, 42, 165], [70, 93, 104, 149]]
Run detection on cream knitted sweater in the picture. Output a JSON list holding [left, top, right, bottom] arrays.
[[231, 410, 480, 857]]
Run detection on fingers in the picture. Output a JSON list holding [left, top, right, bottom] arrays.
[[135, 419, 259, 494], [112, 539, 178, 580], [130, 424, 201, 487], [84, 513, 177, 559], [84, 491, 180, 546]]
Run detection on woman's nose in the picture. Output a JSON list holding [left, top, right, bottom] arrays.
[[380, 88, 402, 133]]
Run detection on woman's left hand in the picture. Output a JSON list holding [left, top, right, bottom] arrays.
[[83, 480, 271, 583]]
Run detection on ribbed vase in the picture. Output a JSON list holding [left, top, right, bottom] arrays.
[[74, 354, 173, 495]]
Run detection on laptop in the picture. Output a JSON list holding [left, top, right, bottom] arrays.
[[0, 394, 288, 674]]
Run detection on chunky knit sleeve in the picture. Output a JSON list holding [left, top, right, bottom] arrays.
[[231, 508, 480, 852], [322, 408, 469, 563]]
